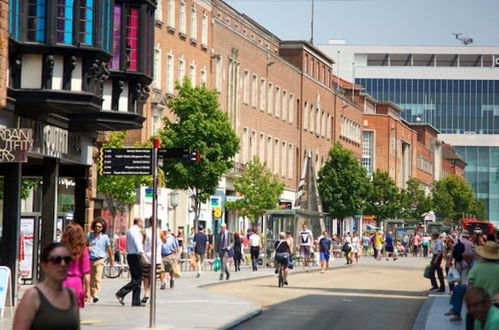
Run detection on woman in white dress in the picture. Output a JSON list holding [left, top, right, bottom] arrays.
[[351, 232, 360, 263]]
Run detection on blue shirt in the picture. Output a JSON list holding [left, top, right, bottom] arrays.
[[162, 234, 178, 256], [88, 232, 110, 259], [127, 225, 145, 255], [385, 236, 394, 248]]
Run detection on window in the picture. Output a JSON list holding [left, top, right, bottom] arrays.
[[315, 108, 320, 135], [259, 133, 265, 160], [125, 7, 139, 70], [251, 131, 257, 160], [215, 57, 222, 91], [200, 67, 207, 85], [179, 1, 186, 34], [242, 128, 248, 163], [327, 114, 331, 139], [267, 82, 273, 115], [303, 102, 308, 130], [321, 112, 326, 137], [201, 11, 208, 46], [274, 139, 279, 175], [111, 4, 121, 69], [189, 62, 196, 85], [155, 0, 162, 22], [27, 0, 46, 42], [259, 78, 266, 111], [79, 0, 93, 45], [281, 141, 286, 177], [251, 74, 257, 108], [190, 5, 197, 40], [153, 45, 161, 89], [282, 90, 287, 122], [243, 70, 249, 104], [167, 0, 175, 29], [152, 110, 162, 135], [166, 51, 174, 94], [289, 94, 294, 124], [100, 0, 112, 52], [267, 136, 273, 170], [275, 86, 280, 118], [56, 0, 73, 44], [288, 144, 293, 179], [178, 57, 185, 82]]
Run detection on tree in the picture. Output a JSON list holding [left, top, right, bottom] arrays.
[[225, 157, 284, 225], [400, 178, 433, 223], [318, 142, 369, 223], [97, 131, 151, 236], [364, 170, 402, 226], [158, 79, 239, 230], [0, 178, 41, 200], [432, 175, 483, 223]]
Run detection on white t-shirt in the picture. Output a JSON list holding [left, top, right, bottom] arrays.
[[249, 234, 261, 247], [299, 230, 313, 246], [144, 228, 162, 265]]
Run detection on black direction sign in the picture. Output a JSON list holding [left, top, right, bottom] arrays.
[[158, 148, 200, 162], [100, 148, 152, 175]]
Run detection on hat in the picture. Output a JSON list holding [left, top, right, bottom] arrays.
[[461, 230, 471, 237], [476, 241, 499, 260]]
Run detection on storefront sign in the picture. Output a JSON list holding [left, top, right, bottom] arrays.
[[0, 128, 33, 162]]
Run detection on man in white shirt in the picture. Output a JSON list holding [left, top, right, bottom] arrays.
[[298, 224, 314, 270], [116, 218, 147, 306], [249, 229, 262, 271]]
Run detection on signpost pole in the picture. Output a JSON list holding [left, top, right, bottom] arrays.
[[149, 139, 160, 328]]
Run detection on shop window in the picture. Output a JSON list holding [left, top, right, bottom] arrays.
[[27, 0, 46, 42], [126, 7, 139, 71], [79, 0, 93, 45], [111, 4, 121, 69], [56, 0, 73, 44]]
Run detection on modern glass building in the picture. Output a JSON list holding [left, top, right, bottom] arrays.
[[319, 44, 499, 224]]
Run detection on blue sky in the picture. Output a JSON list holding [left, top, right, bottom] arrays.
[[225, 0, 499, 46]]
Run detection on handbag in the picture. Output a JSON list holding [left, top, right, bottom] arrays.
[[213, 257, 221, 272], [447, 266, 461, 283], [287, 256, 294, 269], [423, 264, 431, 279], [341, 243, 352, 253], [172, 259, 182, 278]]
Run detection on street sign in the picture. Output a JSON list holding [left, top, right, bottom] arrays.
[[158, 148, 200, 162], [213, 206, 222, 218], [210, 197, 221, 207], [100, 148, 152, 175]]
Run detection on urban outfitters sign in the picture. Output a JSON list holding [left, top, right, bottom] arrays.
[[0, 128, 33, 162]]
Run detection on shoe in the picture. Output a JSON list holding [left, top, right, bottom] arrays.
[[429, 287, 439, 292], [226, 273, 230, 280], [170, 279, 174, 289], [283, 280, 288, 285], [116, 294, 125, 306], [449, 315, 462, 321], [444, 310, 455, 316], [92, 297, 99, 303], [160, 283, 166, 290], [219, 275, 224, 280], [196, 272, 201, 278], [275, 268, 278, 274], [132, 303, 146, 307], [386, 258, 389, 261], [141, 296, 149, 304]]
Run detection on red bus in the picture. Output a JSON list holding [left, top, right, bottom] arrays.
[[463, 219, 494, 235]]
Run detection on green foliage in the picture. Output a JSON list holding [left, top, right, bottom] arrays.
[[432, 175, 483, 222], [400, 178, 433, 223], [364, 170, 402, 225], [0, 177, 41, 200], [225, 157, 284, 222], [318, 142, 369, 221], [97, 131, 151, 217], [158, 79, 239, 226]]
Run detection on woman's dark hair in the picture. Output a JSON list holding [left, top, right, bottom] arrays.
[[40, 242, 71, 262], [91, 217, 108, 233]]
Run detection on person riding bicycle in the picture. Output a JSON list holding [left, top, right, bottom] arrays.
[[274, 232, 291, 286]]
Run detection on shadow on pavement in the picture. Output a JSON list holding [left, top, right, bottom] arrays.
[[234, 293, 425, 330], [252, 285, 428, 297]]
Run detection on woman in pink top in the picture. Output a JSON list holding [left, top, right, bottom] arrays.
[[412, 232, 422, 257], [61, 223, 91, 308]]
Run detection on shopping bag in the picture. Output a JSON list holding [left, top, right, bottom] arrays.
[[447, 266, 461, 283], [172, 259, 182, 278], [213, 258, 221, 272], [189, 253, 197, 268], [287, 256, 294, 270], [423, 264, 431, 279]]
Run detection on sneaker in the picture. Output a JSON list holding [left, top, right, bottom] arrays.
[[283, 280, 288, 285], [92, 296, 99, 303], [226, 273, 230, 280], [116, 294, 125, 306], [160, 283, 166, 290], [449, 315, 462, 321], [196, 272, 201, 278], [444, 310, 455, 316], [219, 275, 224, 280], [170, 279, 175, 289]]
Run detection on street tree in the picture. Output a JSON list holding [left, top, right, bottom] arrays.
[[97, 131, 151, 236], [432, 175, 484, 222], [318, 142, 370, 224], [400, 178, 433, 223], [225, 157, 284, 226], [364, 170, 402, 226], [158, 79, 239, 230]]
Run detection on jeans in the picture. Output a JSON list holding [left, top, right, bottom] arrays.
[[250, 246, 260, 270], [450, 284, 467, 315], [116, 254, 142, 305], [422, 245, 428, 257], [429, 254, 445, 290]]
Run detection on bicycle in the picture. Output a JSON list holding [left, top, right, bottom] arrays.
[[278, 262, 284, 287], [103, 257, 125, 279]]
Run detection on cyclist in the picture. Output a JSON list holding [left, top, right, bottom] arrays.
[[274, 232, 291, 286]]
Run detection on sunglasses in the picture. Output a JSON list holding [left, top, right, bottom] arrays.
[[48, 255, 72, 264]]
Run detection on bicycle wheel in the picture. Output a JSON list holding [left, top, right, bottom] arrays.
[[103, 265, 122, 279]]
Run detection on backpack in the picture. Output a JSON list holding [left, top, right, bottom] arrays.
[[452, 239, 465, 262]]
